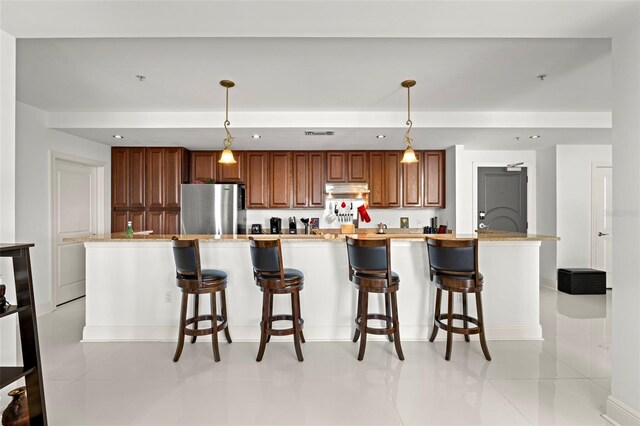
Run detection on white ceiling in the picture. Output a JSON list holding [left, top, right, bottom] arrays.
[[7, 1, 621, 150]]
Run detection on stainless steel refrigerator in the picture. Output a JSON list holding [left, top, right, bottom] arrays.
[[180, 184, 247, 235]]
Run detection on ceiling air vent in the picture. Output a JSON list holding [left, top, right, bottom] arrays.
[[304, 131, 334, 136]]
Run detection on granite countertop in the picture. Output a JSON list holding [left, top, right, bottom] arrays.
[[66, 229, 558, 243]]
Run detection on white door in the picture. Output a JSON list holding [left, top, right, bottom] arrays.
[[53, 159, 98, 305], [592, 164, 613, 289]]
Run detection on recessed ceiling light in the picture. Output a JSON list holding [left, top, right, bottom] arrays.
[[113, 135, 124, 139], [530, 135, 541, 139], [376, 135, 386, 139], [252, 134, 261, 139]]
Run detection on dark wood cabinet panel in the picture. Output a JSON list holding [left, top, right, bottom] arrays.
[[309, 152, 325, 207], [111, 210, 128, 233], [130, 210, 145, 232], [164, 210, 180, 235], [385, 152, 402, 207], [348, 152, 368, 182], [402, 158, 422, 207], [190, 151, 216, 182], [292, 153, 309, 207], [369, 152, 385, 207], [269, 152, 291, 208], [145, 148, 164, 209], [424, 151, 446, 208], [146, 210, 165, 235], [128, 148, 146, 208], [163, 147, 182, 209], [245, 152, 269, 208], [217, 151, 244, 182], [326, 152, 347, 182], [111, 148, 129, 208]]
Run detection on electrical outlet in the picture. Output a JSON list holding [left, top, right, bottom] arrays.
[[164, 291, 173, 303]]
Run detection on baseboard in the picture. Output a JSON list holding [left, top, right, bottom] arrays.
[[605, 396, 640, 426], [82, 324, 543, 342], [540, 277, 557, 290], [36, 302, 54, 317]]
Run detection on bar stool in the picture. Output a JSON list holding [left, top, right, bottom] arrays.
[[426, 238, 491, 361], [345, 237, 404, 361], [171, 237, 232, 362], [249, 237, 305, 362]]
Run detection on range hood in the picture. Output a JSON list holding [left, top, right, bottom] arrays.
[[325, 183, 370, 198]]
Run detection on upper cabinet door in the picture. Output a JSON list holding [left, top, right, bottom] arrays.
[[384, 152, 402, 207], [128, 148, 146, 208], [245, 152, 269, 208], [163, 147, 183, 209], [145, 148, 164, 208], [424, 150, 446, 208], [111, 148, 129, 208], [269, 152, 292, 208], [369, 152, 385, 207], [292, 152, 309, 208], [217, 151, 244, 183], [348, 152, 368, 182], [402, 153, 422, 207], [190, 151, 216, 182], [326, 152, 347, 182], [308, 152, 325, 207]]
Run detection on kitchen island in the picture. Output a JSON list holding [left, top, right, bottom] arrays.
[[72, 232, 557, 342]]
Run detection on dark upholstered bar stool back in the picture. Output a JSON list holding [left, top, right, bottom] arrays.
[[249, 238, 305, 361], [426, 238, 490, 361], [345, 237, 404, 361], [171, 238, 232, 363]]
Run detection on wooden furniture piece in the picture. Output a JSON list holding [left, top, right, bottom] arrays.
[[171, 238, 231, 362], [249, 238, 305, 362], [423, 150, 446, 207], [426, 238, 491, 361], [292, 152, 325, 208], [0, 243, 47, 424], [345, 237, 404, 361], [245, 151, 270, 208], [369, 151, 402, 207]]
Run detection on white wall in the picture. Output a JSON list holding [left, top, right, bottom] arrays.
[[457, 149, 537, 234], [536, 146, 557, 287], [15, 102, 111, 313], [556, 145, 612, 270]]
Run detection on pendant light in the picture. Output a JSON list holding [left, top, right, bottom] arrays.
[[400, 79, 419, 164], [218, 80, 237, 164]]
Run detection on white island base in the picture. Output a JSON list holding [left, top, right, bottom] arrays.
[[82, 238, 542, 342]]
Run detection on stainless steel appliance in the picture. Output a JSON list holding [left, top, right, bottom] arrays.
[[180, 184, 247, 235], [270, 217, 282, 234]]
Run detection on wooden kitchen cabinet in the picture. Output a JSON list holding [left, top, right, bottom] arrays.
[[163, 147, 183, 208], [164, 210, 181, 234], [292, 152, 325, 208], [128, 148, 146, 208], [424, 150, 446, 208], [111, 148, 129, 208], [402, 157, 422, 207], [190, 151, 216, 182], [111, 210, 128, 233], [269, 152, 292, 208], [145, 148, 164, 209], [217, 151, 244, 182], [146, 210, 165, 235], [348, 152, 368, 182], [369, 151, 401, 207], [326, 152, 347, 182], [245, 151, 269, 208]]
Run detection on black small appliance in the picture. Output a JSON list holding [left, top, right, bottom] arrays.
[[289, 217, 297, 234], [251, 224, 263, 234], [270, 217, 282, 234]]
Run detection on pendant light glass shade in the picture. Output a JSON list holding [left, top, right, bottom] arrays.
[[400, 80, 419, 164], [218, 80, 237, 164]]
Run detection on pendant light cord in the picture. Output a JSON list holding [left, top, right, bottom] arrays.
[[223, 86, 234, 149], [404, 85, 414, 147]]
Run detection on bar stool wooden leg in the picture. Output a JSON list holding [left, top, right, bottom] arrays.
[[291, 292, 304, 362], [191, 294, 199, 344], [220, 289, 232, 344], [390, 291, 404, 360], [462, 293, 470, 342], [267, 293, 274, 343], [429, 288, 442, 342], [173, 292, 188, 362], [210, 291, 221, 362], [475, 292, 492, 361], [357, 291, 368, 361], [256, 290, 270, 362], [353, 290, 362, 343], [445, 291, 454, 361], [295, 292, 306, 344], [385, 293, 394, 343]]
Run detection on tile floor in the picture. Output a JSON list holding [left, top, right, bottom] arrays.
[[1, 286, 611, 425]]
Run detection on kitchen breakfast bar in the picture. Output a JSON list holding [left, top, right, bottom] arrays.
[[73, 232, 557, 343]]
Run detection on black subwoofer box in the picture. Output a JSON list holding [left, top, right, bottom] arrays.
[[558, 268, 606, 295]]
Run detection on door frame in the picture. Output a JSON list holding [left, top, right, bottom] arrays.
[[590, 161, 612, 274], [472, 161, 536, 233], [50, 151, 106, 310]]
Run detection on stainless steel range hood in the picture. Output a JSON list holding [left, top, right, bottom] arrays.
[[325, 183, 370, 199]]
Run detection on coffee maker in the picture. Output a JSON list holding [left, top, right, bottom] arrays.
[[270, 217, 282, 234]]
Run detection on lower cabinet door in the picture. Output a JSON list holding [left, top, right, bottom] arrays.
[[164, 210, 180, 234], [146, 210, 165, 235], [112, 211, 128, 233]]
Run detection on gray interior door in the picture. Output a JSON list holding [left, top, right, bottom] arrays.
[[478, 167, 527, 232]]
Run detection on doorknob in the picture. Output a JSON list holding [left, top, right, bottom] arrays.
[[598, 232, 610, 237], [479, 211, 486, 219], [478, 223, 487, 229]]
